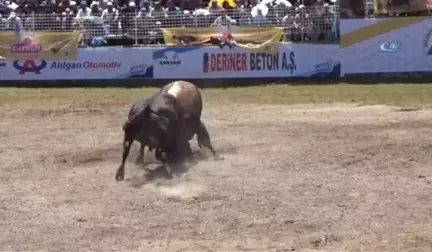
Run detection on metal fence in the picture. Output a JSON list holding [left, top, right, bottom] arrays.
[[0, 5, 339, 45]]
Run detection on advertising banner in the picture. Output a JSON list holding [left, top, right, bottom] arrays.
[[341, 17, 432, 74], [152, 44, 341, 79], [0, 31, 80, 60], [162, 27, 283, 53], [0, 48, 153, 80]]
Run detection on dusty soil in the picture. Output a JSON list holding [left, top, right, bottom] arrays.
[[1, 101, 432, 251]]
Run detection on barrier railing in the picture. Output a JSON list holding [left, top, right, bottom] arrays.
[[0, 6, 339, 45]]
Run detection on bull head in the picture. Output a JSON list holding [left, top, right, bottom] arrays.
[[126, 105, 172, 145]]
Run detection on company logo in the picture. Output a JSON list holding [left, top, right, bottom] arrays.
[[159, 51, 181, 69], [202, 51, 296, 74], [50, 61, 121, 71], [423, 28, 432, 56], [12, 60, 120, 75], [203, 53, 209, 73], [11, 36, 42, 54], [315, 60, 336, 72], [130, 63, 148, 75], [13, 59, 47, 75], [380, 40, 401, 52]]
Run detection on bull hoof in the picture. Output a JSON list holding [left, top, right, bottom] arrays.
[[214, 154, 224, 161], [115, 173, 124, 181]]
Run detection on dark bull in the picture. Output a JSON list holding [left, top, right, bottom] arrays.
[[115, 91, 189, 181], [115, 81, 222, 181]]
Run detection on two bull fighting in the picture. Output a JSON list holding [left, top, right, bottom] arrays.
[[115, 81, 222, 181]]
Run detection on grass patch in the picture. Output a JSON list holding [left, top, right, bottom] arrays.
[[1, 84, 432, 108]]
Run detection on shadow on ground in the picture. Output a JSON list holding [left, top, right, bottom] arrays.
[[126, 150, 214, 188]]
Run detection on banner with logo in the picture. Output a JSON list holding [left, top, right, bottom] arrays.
[[0, 31, 80, 60], [0, 48, 153, 80], [162, 27, 283, 53], [341, 17, 432, 74], [152, 43, 341, 79]]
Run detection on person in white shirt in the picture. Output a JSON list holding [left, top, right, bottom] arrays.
[[149, 1, 167, 21], [75, 1, 92, 19], [7, 12, 23, 44], [0, 15, 5, 30], [211, 8, 234, 27], [101, 1, 119, 33], [211, 8, 236, 48]]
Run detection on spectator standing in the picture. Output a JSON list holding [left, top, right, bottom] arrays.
[[119, 1, 136, 35], [149, 1, 167, 22], [211, 8, 233, 26], [76, 0, 91, 18], [181, 9, 195, 27], [251, 7, 269, 25], [166, 0, 180, 13], [238, 7, 251, 26], [148, 20, 163, 43], [135, 1, 154, 43], [101, 1, 119, 33], [0, 13, 6, 30], [138, 0, 149, 12], [193, 1, 210, 15], [7, 11, 22, 29], [62, 7, 74, 30], [69, 1, 77, 12], [165, 0, 181, 27], [90, 1, 102, 16], [308, 0, 332, 41], [98, 0, 109, 9]]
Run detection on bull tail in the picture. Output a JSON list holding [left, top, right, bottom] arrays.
[[197, 120, 222, 160]]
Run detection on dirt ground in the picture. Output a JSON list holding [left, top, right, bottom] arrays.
[[1, 97, 432, 251]]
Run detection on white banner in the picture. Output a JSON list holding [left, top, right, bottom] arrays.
[[0, 48, 154, 80], [152, 44, 341, 79], [0, 44, 342, 80]]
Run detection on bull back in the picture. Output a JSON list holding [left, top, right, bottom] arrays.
[[161, 81, 203, 120]]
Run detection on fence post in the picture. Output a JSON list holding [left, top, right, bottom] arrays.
[[32, 12, 35, 32], [300, 7, 304, 42], [134, 11, 138, 46]]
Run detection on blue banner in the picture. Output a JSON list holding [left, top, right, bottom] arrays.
[[341, 17, 432, 75]]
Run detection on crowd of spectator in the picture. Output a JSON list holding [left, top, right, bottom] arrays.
[[0, 0, 339, 45]]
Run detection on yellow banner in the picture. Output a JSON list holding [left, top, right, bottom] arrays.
[[0, 31, 80, 60], [374, 0, 428, 14], [162, 27, 284, 53]]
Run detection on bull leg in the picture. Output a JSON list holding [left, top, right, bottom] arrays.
[[134, 144, 145, 165], [163, 152, 175, 178], [197, 121, 223, 160], [155, 148, 165, 163], [184, 141, 194, 161], [115, 140, 133, 181]]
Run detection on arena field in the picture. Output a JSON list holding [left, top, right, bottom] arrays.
[[2, 84, 432, 251]]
